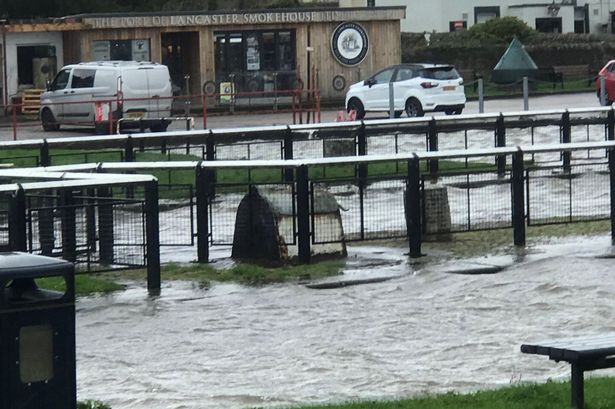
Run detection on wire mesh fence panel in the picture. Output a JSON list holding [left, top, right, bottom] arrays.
[[570, 124, 609, 161], [570, 164, 610, 221], [293, 139, 327, 159], [437, 130, 472, 151], [362, 178, 407, 240], [215, 141, 283, 161], [49, 150, 124, 166], [157, 184, 194, 247], [527, 163, 610, 226], [0, 154, 40, 167], [439, 171, 512, 232], [393, 132, 428, 154], [320, 182, 363, 242], [0, 209, 8, 249], [209, 188, 247, 246], [109, 201, 146, 267], [24, 194, 146, 272]]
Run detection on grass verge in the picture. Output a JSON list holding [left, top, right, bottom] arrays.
[[284, 377, 615, 409]]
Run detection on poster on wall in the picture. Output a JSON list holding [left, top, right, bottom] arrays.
[[246, 34, 260, 71], [132, 40, 150, 62], [92, 41, 111, 61]]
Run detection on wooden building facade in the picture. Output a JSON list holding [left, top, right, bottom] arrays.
[[2, 7, 404, 106]]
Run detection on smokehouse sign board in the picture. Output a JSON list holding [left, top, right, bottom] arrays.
[[83, 9, 405, 29]]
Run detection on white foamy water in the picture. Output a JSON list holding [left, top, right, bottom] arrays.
[[76, 235, 615, 409]]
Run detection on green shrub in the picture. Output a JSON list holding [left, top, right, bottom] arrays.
[[469, 16, 535, 44]]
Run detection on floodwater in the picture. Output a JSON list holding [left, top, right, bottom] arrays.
[[76, 235, 615, 409]]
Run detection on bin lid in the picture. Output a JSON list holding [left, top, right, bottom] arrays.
[[0, 252, 73, 280]]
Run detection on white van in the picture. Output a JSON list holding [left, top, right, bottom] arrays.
[[40, 61, 173, 134]]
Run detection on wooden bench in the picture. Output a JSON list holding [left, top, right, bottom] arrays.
[[552, 64, 592, 82], [521, 334, 615, 409]]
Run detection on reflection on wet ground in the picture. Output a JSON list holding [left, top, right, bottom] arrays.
[[77, 234, 615, 409]]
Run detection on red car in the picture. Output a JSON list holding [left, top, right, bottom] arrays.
[[596, 60, 615, 105]]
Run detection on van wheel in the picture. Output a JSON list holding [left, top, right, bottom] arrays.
[[394, 110, 403, 118], [445, 108, 463, 115], [347, 98, 365, 120], [41, 109, 60, 131], [405, 98, 424, 118]]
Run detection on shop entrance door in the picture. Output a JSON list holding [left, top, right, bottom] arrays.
[[161, 32, 200, 95]]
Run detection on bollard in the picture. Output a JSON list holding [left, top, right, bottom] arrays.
[[478, 78, 485, 114], [600, 76, 607, 106], [389, 82, 395, 119], [523, 76, 529, 111]]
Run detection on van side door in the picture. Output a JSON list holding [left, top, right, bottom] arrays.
[[41, 68, 71, 121], [62, 68, 96, 122]]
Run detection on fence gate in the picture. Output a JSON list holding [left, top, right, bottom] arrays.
[[25, 193, 147, 273]]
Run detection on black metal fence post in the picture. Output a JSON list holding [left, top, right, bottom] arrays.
[[561, 110, 571, 173], [85, 188, 97, 252], [195, 163, 210, 263], [406, 156, 422, 258], [124, 135, 134, 162], [8, 186, 27, 252], [357, 122, 367, 188], [283, 126, 294, 182], [609, 148, 615, 243], [97, 186, 114, 265], [608, 109, 615, 141], [144, 180, 161, 295], [496, 114, 506, 176], [296, 165, 311, 263], [38, 195, 55, 255], [427, 118, 439, 176], [40, 140, 51, 167], [60, 189, 76, 263], [512, 149, 526, 246]]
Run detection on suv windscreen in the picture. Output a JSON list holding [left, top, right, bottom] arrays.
[[420, 67, 459, 80]]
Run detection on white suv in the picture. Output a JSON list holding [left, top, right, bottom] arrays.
[[345, 63, 466, 119]]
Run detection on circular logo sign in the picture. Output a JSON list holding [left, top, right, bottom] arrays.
[[331, 22, 369, 66]]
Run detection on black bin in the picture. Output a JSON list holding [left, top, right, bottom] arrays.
[[0, 252, 76, 409]]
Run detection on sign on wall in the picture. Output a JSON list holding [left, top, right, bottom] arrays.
[[330, 22, 369, 66], [132, 39, 150, 61]]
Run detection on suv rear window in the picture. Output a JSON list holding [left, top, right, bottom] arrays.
[[420, 67, 459, 80]]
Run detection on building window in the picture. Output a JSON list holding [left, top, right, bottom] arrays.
[[474, 6, 500, 24], [536, 17, 562, 33], [214, 30, 296, 93], [92, 39, 150, 61], [367, 0, 375, 6]]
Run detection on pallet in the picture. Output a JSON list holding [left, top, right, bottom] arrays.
[[21, 89, 44, 115]]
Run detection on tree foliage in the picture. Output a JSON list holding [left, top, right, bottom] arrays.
[[469, 16, 535, 44]]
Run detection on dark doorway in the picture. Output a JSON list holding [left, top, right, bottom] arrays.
[[161, 32, 200, 95], [536, 18, 562, 33]]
